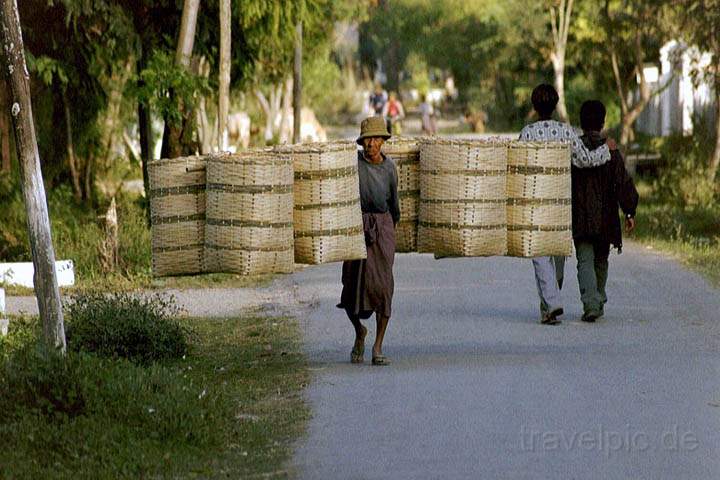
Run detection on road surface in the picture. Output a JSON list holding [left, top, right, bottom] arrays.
[[289, 242, 720, 479]]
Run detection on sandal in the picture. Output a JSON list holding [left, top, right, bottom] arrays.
[[350, 345, 364, 364], [371, 355, 391, 366]]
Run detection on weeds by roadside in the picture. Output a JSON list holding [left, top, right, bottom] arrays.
[[0, 297, 308, 478]]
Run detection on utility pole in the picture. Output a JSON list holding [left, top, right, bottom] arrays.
[[219, 0, 231, 151], [0, 0, 66, 352], [293, 21, 302, 144]]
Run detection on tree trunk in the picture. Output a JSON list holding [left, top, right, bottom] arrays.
[[279, 77, 293, 144], [293, 21, 303, 144], [0, 104, 11, 172], [61, 89, 82, 201], [218, 0, 231, 151], [0, 0, 66, 352], [549, 0, 573, 123], [161, 0, 200, 158], [99, 197, 119, 273], [708, 86, 720, 182]]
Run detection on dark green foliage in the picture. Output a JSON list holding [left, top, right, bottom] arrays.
[[65, 292, 190, 364]]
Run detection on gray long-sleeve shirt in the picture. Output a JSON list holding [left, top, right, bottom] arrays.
[[357, 151, 400, 225]]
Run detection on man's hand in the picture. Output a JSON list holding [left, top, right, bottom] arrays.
[[625, 216, 636, 233], [606, 137, 618, 151]]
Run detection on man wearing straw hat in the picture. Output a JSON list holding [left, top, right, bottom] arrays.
[[337, 116, 400, 365], [519, 84, 617, 325]]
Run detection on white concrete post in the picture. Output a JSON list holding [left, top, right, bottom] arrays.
[[0, 287, 8, 336]]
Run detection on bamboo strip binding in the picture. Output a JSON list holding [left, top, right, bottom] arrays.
[[506, 141, 573, 257], [383, 137, 421, 252], [277, 141, 367, 264], [148, 156, 206, 276], [417, 137, 509, 257], [204, 150, 295, 275]]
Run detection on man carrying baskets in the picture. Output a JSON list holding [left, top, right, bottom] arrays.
[[519, 84, 617, 325], [337, 116, 401, 365]]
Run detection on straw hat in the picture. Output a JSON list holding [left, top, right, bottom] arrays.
[[356, 116, 391, 145]]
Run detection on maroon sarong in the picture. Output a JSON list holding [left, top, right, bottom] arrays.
[[338, 212, 396, 319]]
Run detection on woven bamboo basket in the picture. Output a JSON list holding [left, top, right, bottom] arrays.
[[384, 137, 420, 252], [278, 141, 366, 264], [204, 150, 294, 275], [148, 156, 206, 276], [506, 141, 573, 257], [417, 138, 508, 256]]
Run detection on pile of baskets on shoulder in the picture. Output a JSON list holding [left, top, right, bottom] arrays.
[[148, 137, 572, 277]]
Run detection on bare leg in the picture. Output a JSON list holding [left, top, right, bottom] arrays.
[[373, 314, 390, 357], [347, 313, 366, 362]]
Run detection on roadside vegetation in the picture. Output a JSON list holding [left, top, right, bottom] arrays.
[[631, 128, 720, 286], [0, 293, 308, 478]]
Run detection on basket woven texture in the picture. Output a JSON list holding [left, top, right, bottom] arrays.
[[418, 138, 508, 257], [281, 142, 367, 264], [506, 142, 573, 257], [383, 138, 420, 252], [149, 156, 206, 276], [204, 151, 295, 275]]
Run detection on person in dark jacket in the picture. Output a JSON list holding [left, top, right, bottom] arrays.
[[573, 100, 639, 322]]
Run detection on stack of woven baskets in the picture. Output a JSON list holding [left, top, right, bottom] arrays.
[[417, 138, 509, 257], [383, 138, 420, 252], [506, 142, 573, 257], [147, 138, 574, 277], [204, 151, 295, 275], [148, 156, 206, 276], [280, 141, 367, 265]]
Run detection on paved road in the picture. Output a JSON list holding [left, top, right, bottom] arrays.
[[289, 242, 720, 479]]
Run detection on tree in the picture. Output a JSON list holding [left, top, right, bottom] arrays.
[[677, 0, 720, 181], [548, 0, 574, 123], [603, 0, 671, 146], [218, 0, 230, 150], [0, 0, 66, 352]]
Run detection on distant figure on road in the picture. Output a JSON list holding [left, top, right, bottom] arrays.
[[369, 83, 388, 116], [519, 84, 617, 325], [573, 100, 638, 322], [419, 94, 437, 135], [382, 91, 405, 135], [337, 117, 400, 366]]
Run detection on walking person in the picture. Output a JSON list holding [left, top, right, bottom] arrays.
[[573, 100, 639, 322], [419, 94, 437, 135], [337, 116, 400, 365], [369, 83, 388, 116], [519, 84, 617, 325], [382, 91, 405, 135]]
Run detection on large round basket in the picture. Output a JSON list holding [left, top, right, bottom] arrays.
[[148, 156, 206, 276], [417, 138, 508, 257], [279, 142, 367, 264], [383, 137, 420, 252], [204, 150, 294, 275], [506, 141, 573, 257]]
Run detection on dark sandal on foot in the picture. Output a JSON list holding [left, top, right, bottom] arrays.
[[351, 345, 364, 364], [371, 355, 391, 366]]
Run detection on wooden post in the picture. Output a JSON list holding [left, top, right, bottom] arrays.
[[0, 0, 66, 352], [219, 0, 231, 151], [293, 21, 302, 144]]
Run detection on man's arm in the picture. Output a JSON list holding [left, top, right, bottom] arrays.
[[613, 152, 639, 233]]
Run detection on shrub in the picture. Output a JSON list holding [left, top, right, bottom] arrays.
[[65, 292, 190, 364]]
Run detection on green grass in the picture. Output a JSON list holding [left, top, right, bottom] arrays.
[[0, 313, 309, 479], [633, 180, 720, 286]]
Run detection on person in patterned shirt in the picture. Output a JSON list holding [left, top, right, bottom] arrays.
[[519, 84, 618, 325]]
